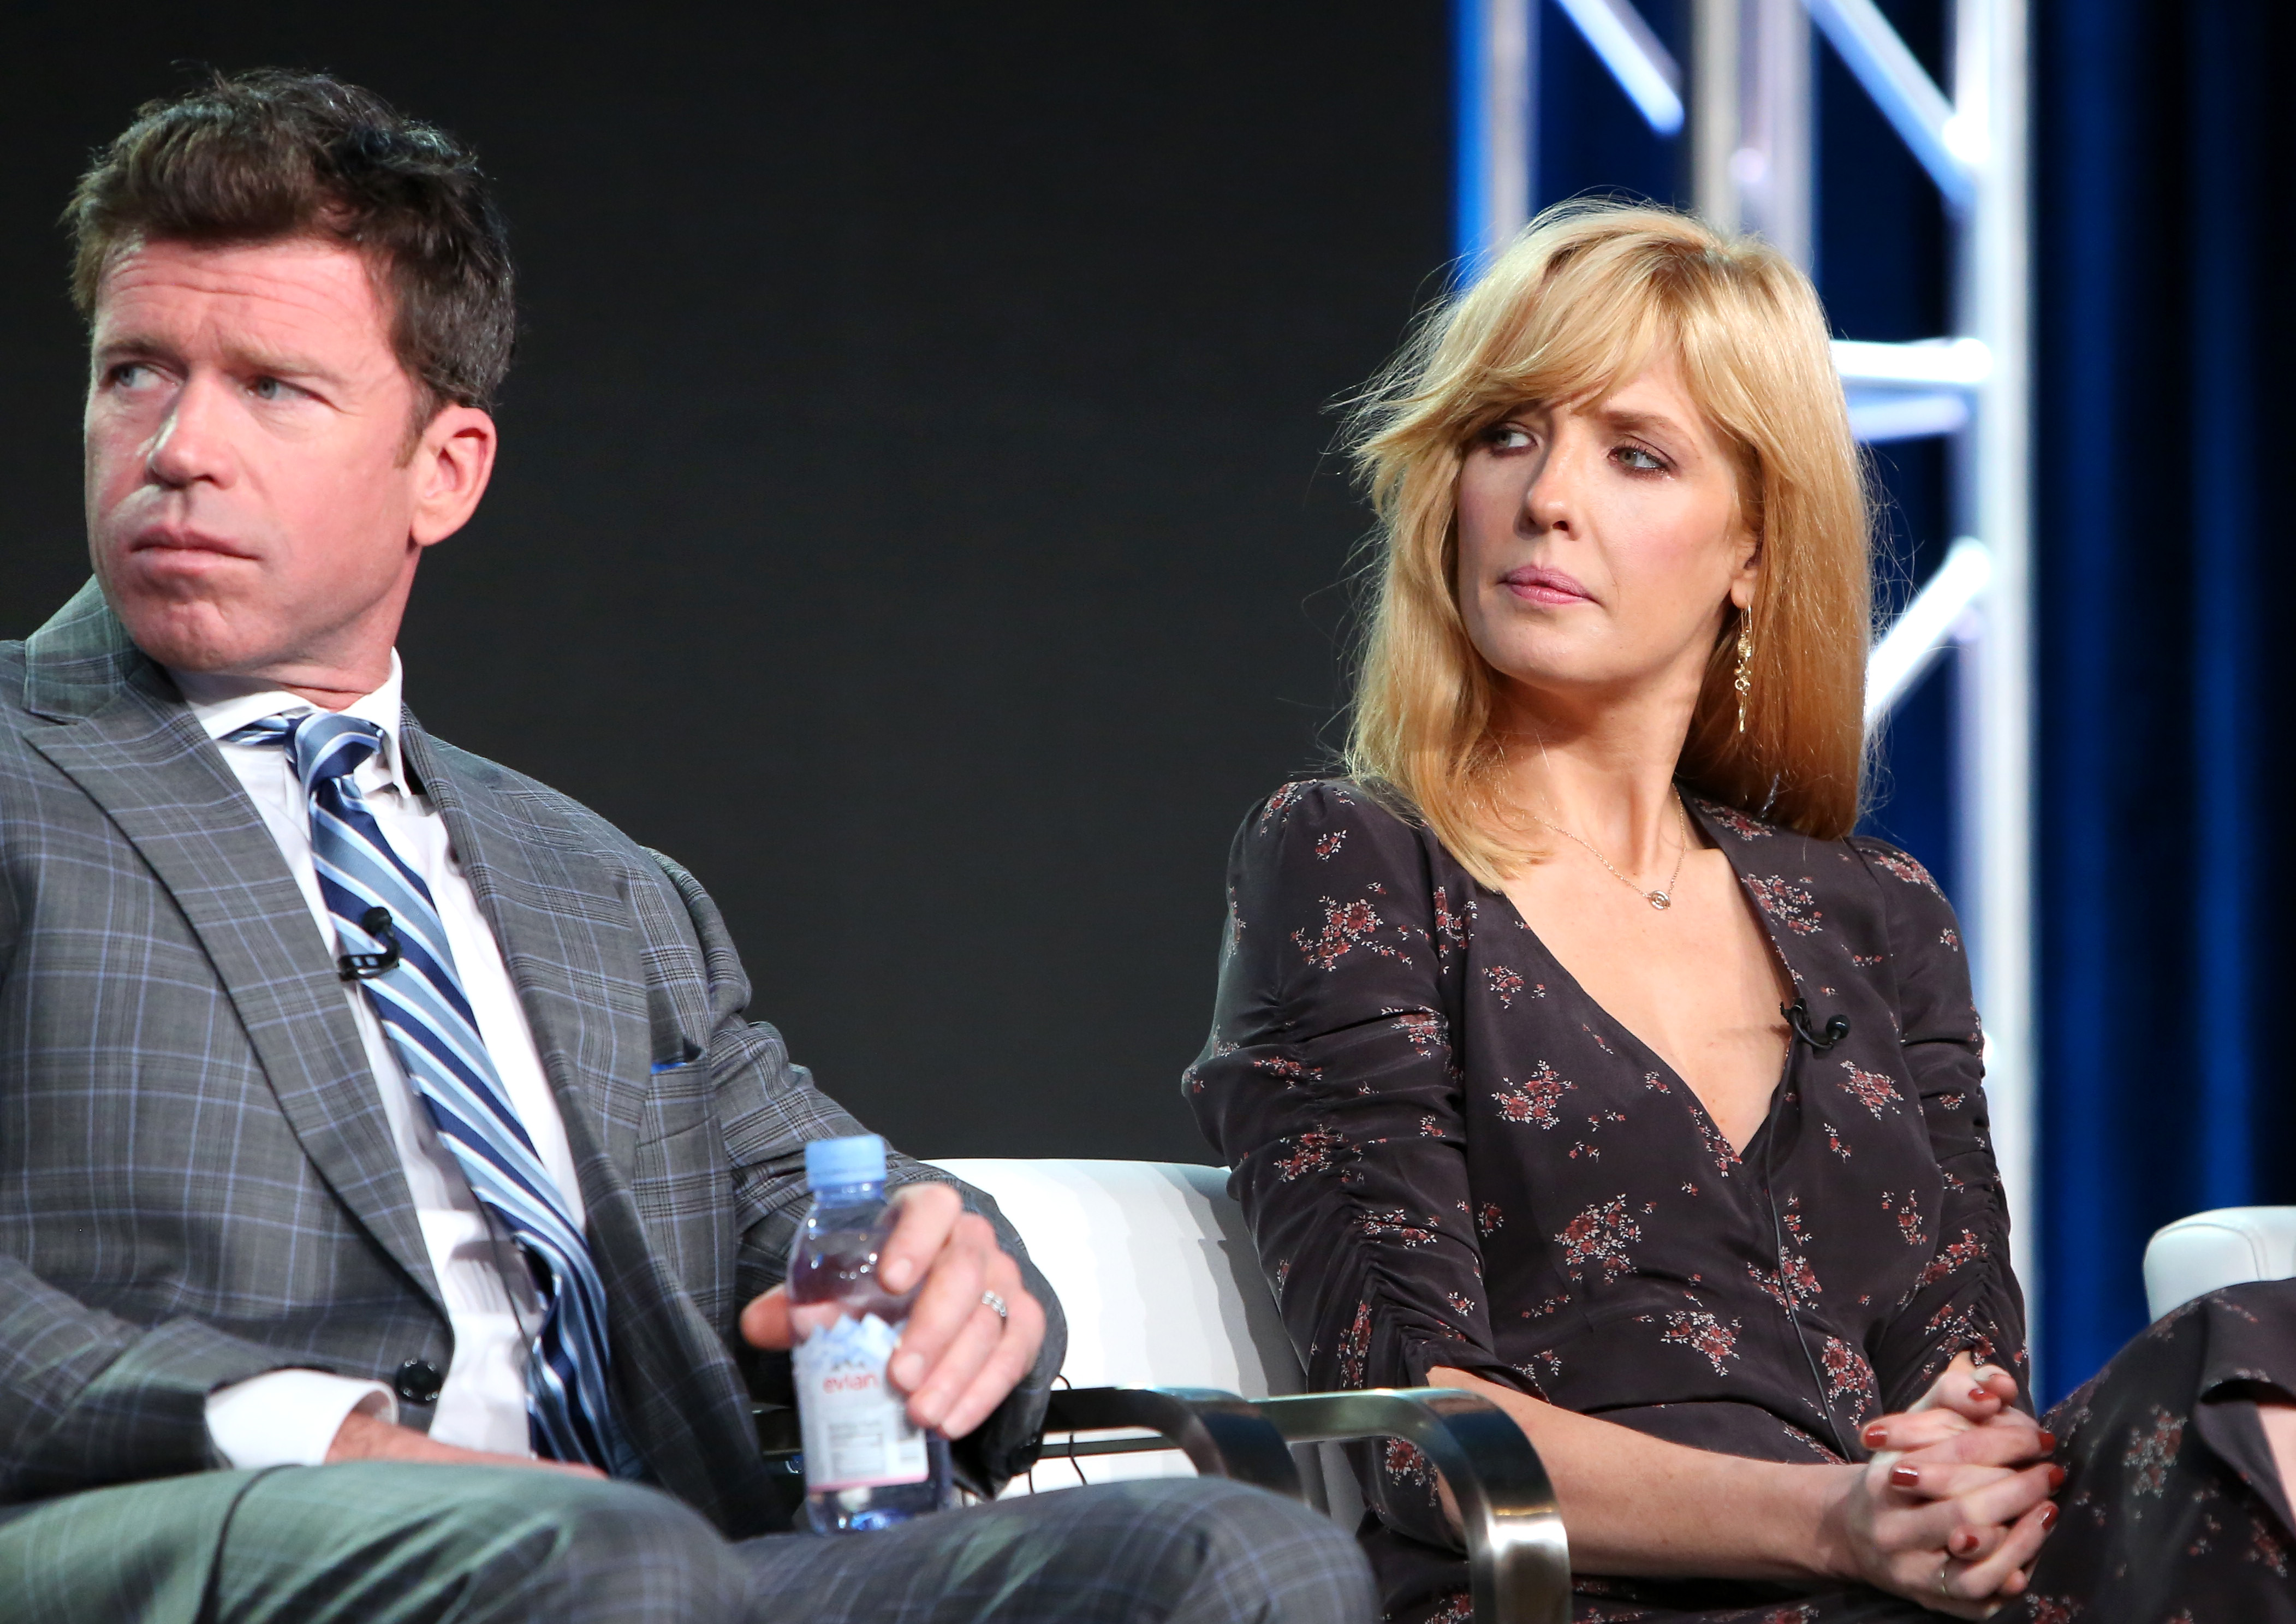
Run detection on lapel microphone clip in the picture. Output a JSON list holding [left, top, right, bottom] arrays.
[[1782, 996, 1849, 1052], [338, 906, 402, 981]]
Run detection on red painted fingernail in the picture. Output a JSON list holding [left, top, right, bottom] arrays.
[[2041, 1503, 2059, 1530], [1863, 1424, 1889, 1448], [2037, 1430, 2057, 1453], [1951, 1530, 1979, 1556], [2048, 1465, 2067, 1490], [1889, 1464, 1922, 1488], [1970, 1384, 1994, 1402]]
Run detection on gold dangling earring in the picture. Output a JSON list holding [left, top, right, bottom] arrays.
[[1734, 611, 1754, 734]]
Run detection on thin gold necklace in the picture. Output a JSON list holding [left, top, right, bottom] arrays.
[[1526, 790, 1694, 912]]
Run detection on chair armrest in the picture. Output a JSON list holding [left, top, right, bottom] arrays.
[[756, 1404, 801, 1454], [1042, 1386, 1304, 1499], [760, 1389, 1301, 1501], [1256, 1388, 1570, 1624]]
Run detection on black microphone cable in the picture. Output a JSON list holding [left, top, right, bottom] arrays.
[[1763, 1001, 1854, 1461]]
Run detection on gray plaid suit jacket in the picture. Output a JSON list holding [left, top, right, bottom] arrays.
[[0, 581, 1061, 1537]]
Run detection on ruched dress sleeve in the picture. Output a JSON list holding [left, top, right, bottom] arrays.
[[1852, 838, 2032, 1413], [1187, 782, 1519, 1427]]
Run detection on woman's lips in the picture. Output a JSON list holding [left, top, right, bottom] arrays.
[[1500, 565, 1595, 606]]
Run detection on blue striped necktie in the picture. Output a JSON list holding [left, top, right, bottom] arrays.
[[229, 709, 641, 1476]]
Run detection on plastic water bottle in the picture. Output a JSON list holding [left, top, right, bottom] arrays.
[[789, 1134, 954, 1533]]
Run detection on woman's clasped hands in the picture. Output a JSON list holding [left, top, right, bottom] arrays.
[[1821, 1353, 2062, 1617]]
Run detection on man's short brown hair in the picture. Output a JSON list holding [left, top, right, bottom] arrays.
[[66, 69, 515, 418]]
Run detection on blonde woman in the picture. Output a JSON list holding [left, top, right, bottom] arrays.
[[1188, 202, 2296, 1622]]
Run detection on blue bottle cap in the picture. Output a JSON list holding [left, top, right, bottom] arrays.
[[805, 1133, 887, 1190]]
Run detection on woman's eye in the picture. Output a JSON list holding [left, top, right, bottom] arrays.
[[1616, 445, 1668, 472], [1484, 424, 1534, 451]]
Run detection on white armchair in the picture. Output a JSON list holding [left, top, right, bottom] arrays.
[[929, 1157, 1570, 1623], [928, 1159, 1299, 1425], [2143, 1206, 2296, 1320]]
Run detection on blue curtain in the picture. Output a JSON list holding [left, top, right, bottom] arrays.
[[2038, 0, 2295, 1402]]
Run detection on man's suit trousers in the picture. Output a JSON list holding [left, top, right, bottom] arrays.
[[0, 1464, 1375, 1624]]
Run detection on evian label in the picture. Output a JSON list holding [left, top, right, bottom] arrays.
[[793, 1310, 929, 1492]]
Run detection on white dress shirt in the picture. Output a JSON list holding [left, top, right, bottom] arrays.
[[180, 656, 582, 1467]]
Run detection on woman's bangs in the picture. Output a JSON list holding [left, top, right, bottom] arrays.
[[1461, 273, 1668, 436]]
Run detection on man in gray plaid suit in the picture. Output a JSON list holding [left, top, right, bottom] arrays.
[[0, 72, 1373, 1624]]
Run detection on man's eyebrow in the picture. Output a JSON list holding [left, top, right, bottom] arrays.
[[91, 331, 176, 364], [92, 332, 343, 381]]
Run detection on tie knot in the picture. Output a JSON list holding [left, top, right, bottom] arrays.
[[227, 711, 385, 795]]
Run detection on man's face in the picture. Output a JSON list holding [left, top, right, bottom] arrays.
[[84, 236, 492, 692]]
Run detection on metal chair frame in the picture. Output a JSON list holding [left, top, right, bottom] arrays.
[[1043, 1383, 1571, 1624]]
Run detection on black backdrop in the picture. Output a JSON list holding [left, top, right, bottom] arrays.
[[0, 4, 1449, 1162]]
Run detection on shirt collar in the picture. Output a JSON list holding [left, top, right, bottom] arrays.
[[170, 652, 412, 793]]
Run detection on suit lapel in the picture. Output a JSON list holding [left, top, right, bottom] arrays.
[[20, 585, 444, 1312], [397, 720, 652, 1175], [406, 723, 780, 1530]]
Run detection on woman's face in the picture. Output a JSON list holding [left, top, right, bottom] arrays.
[[1454, 354, 1757, 721]]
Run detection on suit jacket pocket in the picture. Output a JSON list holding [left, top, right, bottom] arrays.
[[634, 1059, 716, 1145]]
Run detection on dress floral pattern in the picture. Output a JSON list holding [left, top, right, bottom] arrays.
[[1188, 780, 2296, 1622]]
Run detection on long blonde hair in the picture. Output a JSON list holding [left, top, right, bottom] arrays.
[[1343, 200, 1871, 886]]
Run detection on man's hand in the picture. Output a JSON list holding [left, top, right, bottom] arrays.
[[740, 1181, 1045, 1439], [1823, 1354, 2059, 1616], [325, 1408, 604, 1477]]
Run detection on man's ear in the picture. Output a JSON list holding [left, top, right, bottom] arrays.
[[408, 405, 498, 548]]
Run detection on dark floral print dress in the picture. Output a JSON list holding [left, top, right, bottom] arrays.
[[1187, 779, 2296, 1622]]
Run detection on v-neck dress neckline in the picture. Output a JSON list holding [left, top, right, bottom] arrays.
[[1485, 793, 1804, 1165]]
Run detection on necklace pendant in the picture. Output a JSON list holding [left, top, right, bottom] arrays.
[[1645, 890, 1671, 911]]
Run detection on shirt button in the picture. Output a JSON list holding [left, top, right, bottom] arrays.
[[394, 1358, 444, 1405]]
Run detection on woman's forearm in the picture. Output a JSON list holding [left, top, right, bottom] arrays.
[[1427, 1366, 1855, 1582]]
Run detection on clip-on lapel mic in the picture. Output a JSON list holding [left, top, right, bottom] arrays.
[[337, 907, 402, 981], [1782, 997, 1849, 1052]]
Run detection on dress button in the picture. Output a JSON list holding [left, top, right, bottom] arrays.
[[394, 1358, 444, 1405]]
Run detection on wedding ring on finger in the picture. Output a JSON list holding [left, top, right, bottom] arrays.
[[1936, 1557, 1956, 1598], [980, 1289, 1009, 1320]]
